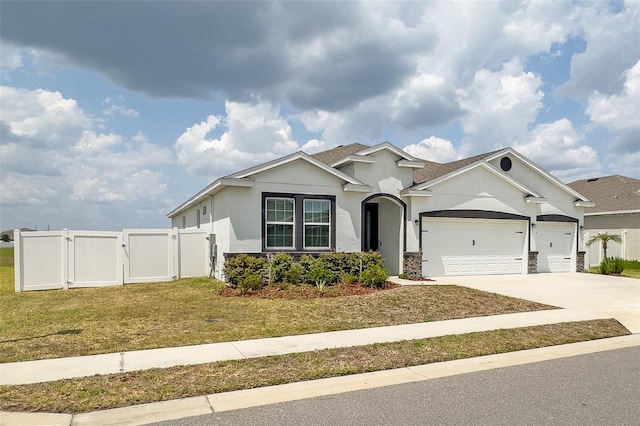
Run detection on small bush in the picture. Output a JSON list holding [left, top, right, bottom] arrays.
[[360, 264, 389, 288], [284, 262, 303, 285], [237, 273, 265, 294], [224, 254, 266, 289], [339, 272, 356, 285], [398, 273, 408, 279], [306, 262, 337, 286], [600, 257, 624, 275], [267, 252, 293, 284]]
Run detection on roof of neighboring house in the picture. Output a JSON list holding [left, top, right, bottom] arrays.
[[1, 228, 35, 240], [568, 175, 640, 214]]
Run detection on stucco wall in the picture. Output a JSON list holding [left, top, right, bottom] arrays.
[[585, 213, 640, 229], [340, 150, 413, 196]]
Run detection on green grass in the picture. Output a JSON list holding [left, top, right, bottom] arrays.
[[0, 247, 556, 363], [0, 248, 14, 296], [0, 319, 628, 414]]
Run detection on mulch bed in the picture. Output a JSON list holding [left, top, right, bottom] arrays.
[[218, 282, 399, 299]]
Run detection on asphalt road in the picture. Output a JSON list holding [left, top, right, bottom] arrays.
[[152, 346, 640, 426]]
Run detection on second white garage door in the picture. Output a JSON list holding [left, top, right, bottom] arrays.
[[536, 222, 575, 273], [421, 218, 527, 277]]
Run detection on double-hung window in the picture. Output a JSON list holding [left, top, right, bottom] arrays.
[[263, 193, 335, 251], [304, 200, 330, 248], [265, 197, 295, 249]]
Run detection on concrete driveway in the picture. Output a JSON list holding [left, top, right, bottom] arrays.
[[431, 273, 640, 334]]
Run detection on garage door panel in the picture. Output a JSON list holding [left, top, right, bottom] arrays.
[[422, 218, 526, 277], [536, 222, 575, 273]]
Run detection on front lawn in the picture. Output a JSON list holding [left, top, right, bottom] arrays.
[[588, 259, 640, 278], [0, 319, 628, 414], [0, 246, 555, 363]]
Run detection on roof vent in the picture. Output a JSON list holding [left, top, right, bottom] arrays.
[[587, 178, 599, 182]]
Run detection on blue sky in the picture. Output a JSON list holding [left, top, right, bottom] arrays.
[[1, 1, 639, 231]]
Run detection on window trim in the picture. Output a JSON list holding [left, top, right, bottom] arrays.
[[265, 196, 296, 250], [262, 192, 336, 252], [303, 199, 331, 249]]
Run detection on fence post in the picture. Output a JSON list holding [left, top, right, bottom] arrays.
[[62, 229, 70, 290], [172, 227, 179, 280], [14, 229, 22, 292]]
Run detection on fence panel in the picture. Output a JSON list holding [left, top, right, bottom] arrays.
[[68, 231, 123, 288], [123, 229, 177, 284], [178, 229, 210, 278], [14, 230, 66, 292]]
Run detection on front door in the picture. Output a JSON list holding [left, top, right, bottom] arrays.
[[363, 203, 378, 251]]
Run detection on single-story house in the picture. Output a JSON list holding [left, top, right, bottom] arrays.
[[168, 142, 593, 280], [568, 175, 640, 266]]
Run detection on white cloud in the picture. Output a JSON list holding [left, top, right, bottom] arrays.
[[586, 60, 640, 131], [403, 136, 460, 163], [457, 59, 544, 151], [606, 151, 640, 179], [514, 119, 601, 182], [102, 97, 139, 117], [0, 86, 172, 229], [174, 100, 298, 177]]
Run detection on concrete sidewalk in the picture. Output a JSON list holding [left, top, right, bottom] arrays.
[[0, 308, 603, 386], [3, 334, 639, 426]]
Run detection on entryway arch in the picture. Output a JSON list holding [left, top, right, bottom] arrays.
[[361, 194, 406, 275]]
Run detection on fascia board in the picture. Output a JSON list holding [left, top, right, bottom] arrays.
[[167, 178, 254, 218], [488, 148, 591, 202], [343, 183, 374, 193], [397, 159, 425, 169], [330, 155, 376, 168], [355, 141, 421, 162], [232, 151, 364, 186], [400, 189, 433, 197], [525, 196, 548, 204], [584, 208, 640, 216]]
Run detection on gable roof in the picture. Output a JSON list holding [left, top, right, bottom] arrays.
[[406, 147, 590, 203], [167, 151, 371, 218], [568, 175, 640, 214], [412, 149, 502, 184], [312, 143, 370, 164]]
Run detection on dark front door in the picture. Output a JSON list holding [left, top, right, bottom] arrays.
[[363, 203, 379, 251]]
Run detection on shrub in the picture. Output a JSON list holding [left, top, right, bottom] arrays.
[[600, 257, 624, 275], [284, 262, 303, 285], [237, 273, 265, 294], [305, 261, 337, 287], [360, 264, 389, 288], [398, 273, 408, 279], [339, 272, 356, 285], [223, 254, 266, 289], [267, 252, 293, 284]]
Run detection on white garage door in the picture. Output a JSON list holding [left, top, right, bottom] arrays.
[[421, 218, 527, 277], [536, 222, 575, 273]]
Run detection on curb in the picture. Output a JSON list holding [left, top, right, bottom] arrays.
[[3, 334, 639, 426]]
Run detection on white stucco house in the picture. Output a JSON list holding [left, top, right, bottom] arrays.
[[168, 142, 593, 280], [568, 175, 640, 266]]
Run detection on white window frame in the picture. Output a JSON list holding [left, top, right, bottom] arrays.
[[265, 197, 296, 249], [303, 199, 331, 249]]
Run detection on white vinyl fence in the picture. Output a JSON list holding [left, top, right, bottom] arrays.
[[14, 228, 214, 292]]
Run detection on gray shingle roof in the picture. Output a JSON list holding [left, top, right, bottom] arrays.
[[568, 175, 640, 213], [311, 144, 507, 186], [411, 149, 504, 184], [311, 143, 370, 164]]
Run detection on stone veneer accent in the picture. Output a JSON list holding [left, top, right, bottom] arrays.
[[403, 252, 422, 279], [528, 251, 538, 274], [576, 251, 586, 272]]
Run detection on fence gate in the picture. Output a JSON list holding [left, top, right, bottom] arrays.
[[68, 231, 123, 287], [122, 229, 178, 284]]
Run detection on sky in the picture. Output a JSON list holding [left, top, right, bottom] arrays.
[[1, 1, 639, 231]]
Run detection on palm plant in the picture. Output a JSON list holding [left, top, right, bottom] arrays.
[[586, 232, 622, 260]]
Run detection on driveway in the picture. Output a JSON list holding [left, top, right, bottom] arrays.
[[430, 273, 640, 334]]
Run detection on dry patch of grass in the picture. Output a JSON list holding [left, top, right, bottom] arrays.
[[0, 319, 628, 414], [0, 276, 555, 363]]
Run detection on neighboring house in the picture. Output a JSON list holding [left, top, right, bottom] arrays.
[[568, 175, 640, 265], [168, 142, 592, 280]]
